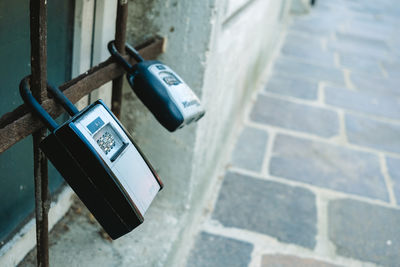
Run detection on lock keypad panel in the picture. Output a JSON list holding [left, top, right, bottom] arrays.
[[97, 131, 115, 154], [93, 123, 126, 161], [75, 103, 160, 215]]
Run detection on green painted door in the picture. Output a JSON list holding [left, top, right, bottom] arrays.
[[0, 0, 75, 244]]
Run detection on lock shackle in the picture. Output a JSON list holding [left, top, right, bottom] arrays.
[[47, 83, 79, 116], [108, 41, 133, 72], [19, 76, 59, 131], [107, 41, 144, 73], [125, 42, 145, 63]]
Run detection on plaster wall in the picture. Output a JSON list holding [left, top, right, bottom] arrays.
[[291, 0, 312, 14], [119, 0, 290, 265]]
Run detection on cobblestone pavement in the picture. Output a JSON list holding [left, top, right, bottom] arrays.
[[186, 1, 400, 266]]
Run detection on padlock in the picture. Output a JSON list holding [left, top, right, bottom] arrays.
[[108, 41, 205, 132], [19, 76, 163, 239]]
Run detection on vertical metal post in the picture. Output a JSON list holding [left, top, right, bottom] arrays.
[[30, 0, 49, 266], [111, 0, 128, 118]]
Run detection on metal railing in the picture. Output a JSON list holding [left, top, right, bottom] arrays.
[[0, 1, 164, 266]]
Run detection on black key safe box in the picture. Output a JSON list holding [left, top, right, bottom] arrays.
[[20, 77, 163, 239]]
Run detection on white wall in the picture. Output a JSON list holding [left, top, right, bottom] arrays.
[[119, 0, 290, 265]]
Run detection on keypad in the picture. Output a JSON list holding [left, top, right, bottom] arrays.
[[96, 131, 116, 155]]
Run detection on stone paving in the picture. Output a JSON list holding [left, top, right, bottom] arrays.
[[186, 0, 400, 266]]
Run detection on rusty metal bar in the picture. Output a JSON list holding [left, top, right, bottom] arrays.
[[0, 37, 164, 154], [30, 0, 49, 266], [111, 0, 129, 118]]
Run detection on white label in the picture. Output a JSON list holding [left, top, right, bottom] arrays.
[[148, 64, 205, 125]]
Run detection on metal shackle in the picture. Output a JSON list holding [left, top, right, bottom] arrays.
[[19, 76, 78, 131], [46, 83, 79, 116], [107, 40, 144, 73]]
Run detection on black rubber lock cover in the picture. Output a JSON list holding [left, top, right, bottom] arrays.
[[128, 60, 184, 132]]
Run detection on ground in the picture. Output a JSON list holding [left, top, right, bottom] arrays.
[[186, 0, 400, 266], [20, 0, 400, 266]]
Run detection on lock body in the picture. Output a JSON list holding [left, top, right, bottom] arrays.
[[40, 100, 162, 239], [107, 41, 205, 132], [128, 60, 205, 131]]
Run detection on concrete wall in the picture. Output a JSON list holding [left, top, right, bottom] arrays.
[[119, 0, 290, 265], [291, 0, 312, 14]]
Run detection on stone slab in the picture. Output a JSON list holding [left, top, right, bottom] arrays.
[[290, 16, 339, 36], [329, 40, 388, 60], [338, 53, 384, 76], [212, 171, 317, 248], [270, 134, 388, 201], [324, 86, 400, 120], [350, 73, 400, 97], [385, 157, 400, 202], [231, 127, 268, 172], [274, 57, 344, 85], [340, 19, 395, 44], [382, 61, 400, 79], [335, 31, 390, 52], [329, 198, 400, 266], [261, 254, 342, 267], [186, 232, 253, 267], [346, 114, 400, 154], [281, 42, 334, 67], [264, 74, 318, 100], [250, 95, 339, 137], [285, 32, 322, 49]]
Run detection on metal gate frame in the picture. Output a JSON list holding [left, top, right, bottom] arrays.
[[0, 1, 164, 266]]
